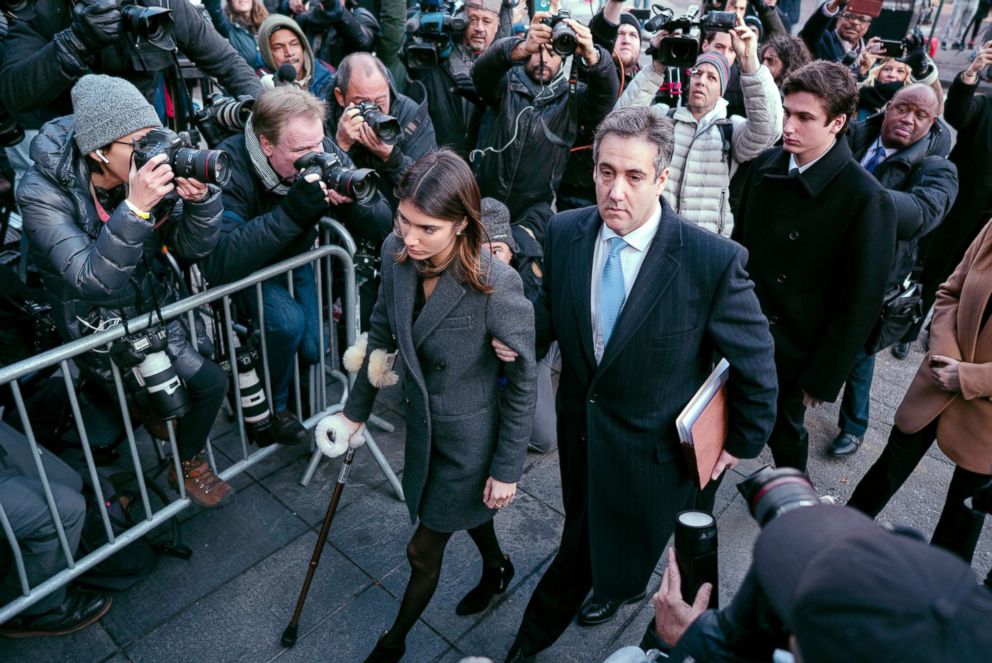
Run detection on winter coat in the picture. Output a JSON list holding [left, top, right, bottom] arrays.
[[16, 117, 223, 381], [203, 0, 263, 68], [471, 37, 619, 219], [0, 0, 262, 130], [202, 134, 393, 286], [848, 114, 958, 293], [799, 2, 863, 64], [323, 70, 438, 209], [733, 139, 897, 401], [343, 233, 536, 531], [257, 14, 335, 96], [895, 219, 992, 474], [616, 64, 783, 237], [286, 1, 379, 68]]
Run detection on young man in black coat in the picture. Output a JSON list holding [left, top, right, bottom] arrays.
[[733, 60, 896, 472], [827, 85, 959, 457]]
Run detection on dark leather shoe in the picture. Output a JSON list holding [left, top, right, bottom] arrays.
[[273, 410, 307, 446], [0, 588, 111, 638], [503, 645, 536, 663], [363, 631, 405, 663], [890, 342, 911, 360], [828, 432, 863, 457], [577, 592, 646, 626], [456, 555, 514, 615]]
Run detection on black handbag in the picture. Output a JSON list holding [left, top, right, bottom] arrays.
[[865, 276, 924, 355]]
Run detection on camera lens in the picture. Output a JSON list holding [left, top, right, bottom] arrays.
[[172, 147, 233, 186], [551, 23, 577, 56], [737, 466, 820, 527], [362, 107, 402, 146], [329, 168, 377, 205], [122, 5, 173, 42]]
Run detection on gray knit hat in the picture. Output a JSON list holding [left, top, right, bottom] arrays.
[[71, 75, 162, 155], [481, 197, 518, 252]]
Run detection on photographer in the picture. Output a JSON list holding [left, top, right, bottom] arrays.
[[282, 0, 379, 68], [0, 0, 262, 131], [471, 12, 618, 218], [635, 504, 992, 662], [615, 23, 782, 237], [203, 86, 392, 445], [256, 14, 334, 94], [328, 52, 438, 209], [15, 75, 233, 508], [799, 0, 871, 64]]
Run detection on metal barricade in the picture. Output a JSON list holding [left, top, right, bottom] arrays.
[[0, 231, 399, 623]]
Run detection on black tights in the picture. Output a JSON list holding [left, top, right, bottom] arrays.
[[382, 519, 503, 646]]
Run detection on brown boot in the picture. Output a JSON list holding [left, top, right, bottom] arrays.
[[169, 453, 235, 508]]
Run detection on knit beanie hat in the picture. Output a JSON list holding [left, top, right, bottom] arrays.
[[744, 15, 764, 42], [618, 12, 641, 32], [465, 0, 501, 14], [481, 197, 518, 252], [72, 74, 162, 155], [694, 51, 730, 95]]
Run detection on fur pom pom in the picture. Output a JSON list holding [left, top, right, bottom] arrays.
[[367, 349, 399, 388], [314, 414, 366, 458], [342, 333, 368, 374]]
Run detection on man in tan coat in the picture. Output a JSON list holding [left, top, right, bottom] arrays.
[[848, 218, 992, 564]]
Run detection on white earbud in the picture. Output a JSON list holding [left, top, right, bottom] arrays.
[[95, 149, 110, 164]]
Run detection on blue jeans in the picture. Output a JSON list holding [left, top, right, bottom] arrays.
[[245, 263, 320, 412], [837, 349, 875, 438]]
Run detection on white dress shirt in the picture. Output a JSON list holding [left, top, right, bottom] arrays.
[[788, 138, 836, 174], [859, 136, 896, 169], [590, 203, 663, 363]]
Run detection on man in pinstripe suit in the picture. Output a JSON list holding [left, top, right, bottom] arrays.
[[498, 107, 778, 662]]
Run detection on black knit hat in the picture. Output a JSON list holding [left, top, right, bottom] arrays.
[[618, 12, 641, 32]]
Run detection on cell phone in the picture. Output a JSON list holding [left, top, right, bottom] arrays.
[[876, 39, 906, 57]]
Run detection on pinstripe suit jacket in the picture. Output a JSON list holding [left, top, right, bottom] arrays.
[[534, 201, 778, 596]]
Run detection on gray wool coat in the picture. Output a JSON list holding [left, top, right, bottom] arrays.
[[344, 234, 537, 532]]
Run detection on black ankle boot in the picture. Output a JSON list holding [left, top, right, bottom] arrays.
[[363, 631, 405, 663], [456, 555, 515, 616]]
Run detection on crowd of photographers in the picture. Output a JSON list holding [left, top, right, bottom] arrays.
[[0, 0, 991, 657]]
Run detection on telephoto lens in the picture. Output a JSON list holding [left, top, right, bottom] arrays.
[[551, 20, 577, 56], [356, 101, 402, 146], [129, 328, 190, 420], [232, 345, 275, 447], [736, 466, 820, 527], [121, 4, 174, 44], [674, 510, 719, 609]]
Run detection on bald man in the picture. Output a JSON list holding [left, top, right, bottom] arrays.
[[328, 52, 438, 209], [828, 84, 960, 458]]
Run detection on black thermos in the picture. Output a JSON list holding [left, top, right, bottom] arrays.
[[674, 510, 719, 609]]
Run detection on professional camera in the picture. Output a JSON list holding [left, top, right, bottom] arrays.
[[644, 5, 737, 68], [110, 326, 190, 420], [540, 9, 577, 57], [355, 101, 401, 146], [737, 466, 820, 527], [404, 0, 468, 69], [120, 0, 176, 50], [220, 343, 276, 447], [133, 127, 233, 186], [294, 151, 377, 205], [195, 94, 255, 147]]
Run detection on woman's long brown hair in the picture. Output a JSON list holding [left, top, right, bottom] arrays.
[[225, 0, 268, 32], [393, 150, 493, 294]]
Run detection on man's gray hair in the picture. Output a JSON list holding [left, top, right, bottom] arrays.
[[593, 107, 676, 177]]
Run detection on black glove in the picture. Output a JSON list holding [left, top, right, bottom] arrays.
[[450, 72, 486, 109], [71, 0, 122, 51], [281, 175, 329, 228], [899, 28, 931, 79], [748, 0, 772, 17]]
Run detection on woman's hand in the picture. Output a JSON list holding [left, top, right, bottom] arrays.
[[929, 355, 962, 393], [858, 37, 882, 75], [175, 177, 208, 202], [126, 153, 174, 214], [484, 477, 517, 510], [491, 337, 519, 362]]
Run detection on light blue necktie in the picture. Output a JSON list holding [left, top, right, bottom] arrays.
[[600, 236, 628, 345], [863, 144, 887, 173]]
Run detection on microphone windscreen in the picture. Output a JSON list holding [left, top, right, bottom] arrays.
[[276, 63, 297, 84]]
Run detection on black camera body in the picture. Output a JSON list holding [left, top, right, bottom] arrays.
[[355, 101, 402, 146], [404, 4, 468, 70], [194, 94, 254, 147], [293, 151, 378, 205], [645, 5, 736, 68], [133, 127, 232, 186], [111, 326, 190, 420], [540, 9, 577, 57]]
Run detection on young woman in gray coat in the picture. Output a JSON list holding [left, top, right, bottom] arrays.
[[333, 150, 537, 662]]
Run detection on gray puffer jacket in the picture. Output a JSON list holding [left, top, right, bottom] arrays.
[[615, 64, 783, 237], [16, 117, 223, 380]]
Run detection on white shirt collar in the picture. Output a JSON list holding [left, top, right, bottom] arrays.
[[599, 202, 663, 251], [788, 139, 837, 174]]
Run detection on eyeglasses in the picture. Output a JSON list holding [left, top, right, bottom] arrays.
[[840, 12, 872, 24]]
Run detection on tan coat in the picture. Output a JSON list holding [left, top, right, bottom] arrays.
[[895, 220, 992, 473]]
